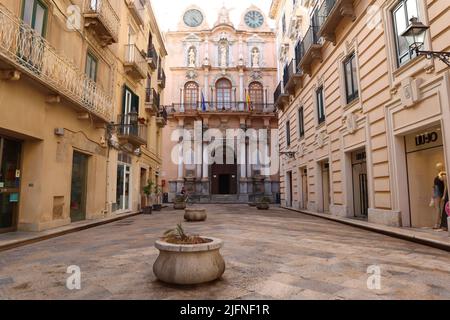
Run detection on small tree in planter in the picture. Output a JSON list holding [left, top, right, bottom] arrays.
[[153, 185, 163, 211], [142, 181, 154, 215], [256, 196, 271, 210], [174, 194, 188, 210]]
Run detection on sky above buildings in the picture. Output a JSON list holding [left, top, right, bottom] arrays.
[[152, 0, 274, 31]]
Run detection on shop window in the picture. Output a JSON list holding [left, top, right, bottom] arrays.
[[392, 0, 419, 67], [343, 53, 359, 104]]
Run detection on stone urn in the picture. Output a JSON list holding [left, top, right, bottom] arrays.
[[256, 202, 270, 210], [184, 208, 207, 222], [153, 237, 226, 285], [174, 202, 187, 210]]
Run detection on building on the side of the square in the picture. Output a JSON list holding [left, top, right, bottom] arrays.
[[0, 0, 167, 233], [271, 0, 450, 229], [161, 5, 280, 203]]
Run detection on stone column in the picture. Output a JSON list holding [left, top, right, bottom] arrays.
[[204, 71, 209, 102], [201, 141, 210, 196], [239, 136, 248, 196], [175, 135, 184, 194], [180, 88, 185, 112], [239, 70, 244, 111]]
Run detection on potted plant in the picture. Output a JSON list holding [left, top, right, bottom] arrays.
[[174, 194, 187, 210], [256, 196, 271, 210], [153, 223, 225, 285], [142, 181, 153, 215], [153, 185, 163, 211]]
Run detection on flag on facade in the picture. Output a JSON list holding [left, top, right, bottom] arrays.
[[201, 92, 207, 112], [246, 92, 252, 111]]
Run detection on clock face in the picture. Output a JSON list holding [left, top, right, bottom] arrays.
[[183, 9, 203, 27], [244, 10, 264, 28]]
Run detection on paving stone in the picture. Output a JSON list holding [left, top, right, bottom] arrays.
[[0, 204, 449, 299]]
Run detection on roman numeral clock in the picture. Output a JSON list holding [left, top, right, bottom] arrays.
[[244, 10, 264, 29]]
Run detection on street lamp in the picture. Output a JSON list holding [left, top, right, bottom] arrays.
[[401, 17, 450, 66]]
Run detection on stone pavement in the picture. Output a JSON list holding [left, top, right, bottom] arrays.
[[0, 204, 449, 300]]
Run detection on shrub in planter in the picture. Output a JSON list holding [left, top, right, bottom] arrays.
[[153, 224, 225, 285], [256, 196, 271, 210], [174, 194, 187, 210]]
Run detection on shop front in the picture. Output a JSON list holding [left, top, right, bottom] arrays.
[[0, 136, 21, 233], [404, 125, 448, 228]]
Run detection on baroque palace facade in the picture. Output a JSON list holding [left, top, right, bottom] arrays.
[[0, 0, 167, 233], [161, 5, 280, 203], [272, 0, 450, 229]]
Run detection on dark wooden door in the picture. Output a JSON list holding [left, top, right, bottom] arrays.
[[0, 137, 21, 233], [211, 164, 237, 194]]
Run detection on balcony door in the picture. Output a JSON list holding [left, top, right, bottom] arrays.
[[248, 81, 264, 111], [0, 137, 22, 233], [216, 78, 232, 110], [70, 151, 89, 222], [22, 0, 47, 36], [122, 86, 139, 136], [184, 81, 199, 111]]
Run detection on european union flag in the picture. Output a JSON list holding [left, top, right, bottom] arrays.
[[201, 92, 207, 112]]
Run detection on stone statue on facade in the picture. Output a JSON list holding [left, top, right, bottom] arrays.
[[251, 48, 260, 67], [188, 47, 196, 67], [220, 44, 227, 67]]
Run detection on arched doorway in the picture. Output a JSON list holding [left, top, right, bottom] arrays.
[[184, 81, 199, 110], [215, 78, 232, 110], [248, 81, 264, 111], [211, 143, 237, 195]]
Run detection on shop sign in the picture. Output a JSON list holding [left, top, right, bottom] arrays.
[[405, 127, 443, 153]]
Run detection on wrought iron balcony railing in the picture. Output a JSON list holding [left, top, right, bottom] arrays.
[[166, 102, 275, 114], [116, 113, 147, 146], [156, 106, 168, 127], [297, 25, 322, 75], [158, 68, 166, 88], [317, 0, 355, 44], [284, 58, 303, 94], [83, 0, 120, 45], [145, 87, 160, 111], [146, 44, 158, 70], [0, 4, 113, 121], [274, 81, 283, 103], [274, 81, 289, 111], [124, 44, 147, 80]]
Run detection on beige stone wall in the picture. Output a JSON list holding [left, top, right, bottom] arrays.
[[0, 0, 166, 231], [273, 0, 450, 227]]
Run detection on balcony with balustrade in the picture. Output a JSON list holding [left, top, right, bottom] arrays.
[[124, 44, 147, 80], [317, 0, 356, 45], [116, 113, 147, 147], [126, 0, 145, 26], [297, 25, 322, 76], [156, 106, 168, 127], [146, 44, 158, 71], [83, 0, 120, 46], [166, 102, 276, 116], [274, 81, 289, 111], [145, 87, 160, 114], [0, 4, 113, 122], [283, 57, 303, 95], [158, 68, 166, 89]]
